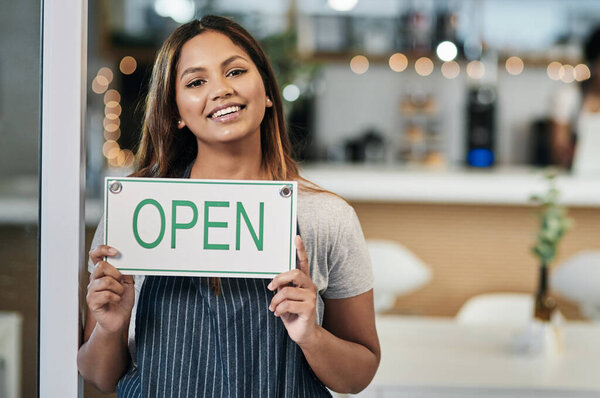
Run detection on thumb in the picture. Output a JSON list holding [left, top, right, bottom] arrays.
[[122, 275, 134, 285]]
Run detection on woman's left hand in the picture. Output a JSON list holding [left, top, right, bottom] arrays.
[[268, 235, 318, 346]]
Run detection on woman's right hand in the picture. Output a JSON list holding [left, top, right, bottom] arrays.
[[87, 245, 135, 335]]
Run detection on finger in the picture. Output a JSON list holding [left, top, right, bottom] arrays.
[[268, 269, 314, 291], [89, 245, 119, 265], [88, 291, 122, 312], [272, 300, 313, 319], [91, 260, 123, 282], [122, 275, 134, 285], [295, 236, 310, 276], [269, 286, 314, 311], [88, 276, 125, 296]]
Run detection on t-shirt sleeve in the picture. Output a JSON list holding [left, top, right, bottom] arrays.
[[322, 205, 373, 299], [87, 215, 105, 273]]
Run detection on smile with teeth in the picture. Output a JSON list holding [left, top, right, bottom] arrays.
[[210, 105, 243, 119]]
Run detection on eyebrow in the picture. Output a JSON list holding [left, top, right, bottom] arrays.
[[179, 55, 248, 81]]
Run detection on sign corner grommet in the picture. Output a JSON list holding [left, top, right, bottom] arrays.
[[109, 180, 122, 194], [279, 184, 293, 198]]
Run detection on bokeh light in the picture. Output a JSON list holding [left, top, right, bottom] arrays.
[[102, 140, 120, 159], [104, 128, 121, 141], [547, 61, 562, 80], [121, 149, 135, 168], [574, 64, 591, 82], [466, 60, 485, 79], [350, 55, 369, 74], [97, 67, 114, 84], [103, 118, 120, 132], [328, 0, 358, 11], [120, 56, 137, 75], [105, 103, 122, 117], [436, 41, 458, 62], [415, 57, 434, 76], [104, 90, 121, 104], [560, 64, 575, 83], [282, 84, 300, 102], [505, 56, 524, 75], [91, 76, 108, 94], [389, 53, 408, 72], [441, 61, 460, 79]]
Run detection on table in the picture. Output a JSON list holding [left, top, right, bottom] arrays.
[[341, 316, 600, 398]]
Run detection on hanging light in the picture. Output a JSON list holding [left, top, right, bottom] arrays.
[[436, 41, 458, 62], [328, 0, 358, 12]]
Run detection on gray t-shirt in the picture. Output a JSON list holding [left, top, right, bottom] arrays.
[[88, 188, 373, 357]]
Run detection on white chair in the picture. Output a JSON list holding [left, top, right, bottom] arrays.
[[550, 251, 600, 320], [367, 240, 432, 313], [456, 293, 534, 325]]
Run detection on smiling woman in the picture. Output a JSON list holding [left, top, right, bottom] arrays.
[[175, 32, 272, 157], [78, 15, 379, 397]]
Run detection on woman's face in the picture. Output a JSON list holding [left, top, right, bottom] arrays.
[[175, 31, 272, 146]]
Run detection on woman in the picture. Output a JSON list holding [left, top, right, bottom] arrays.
[[78, 15, 379, 397], [550, 27, 600, 174]]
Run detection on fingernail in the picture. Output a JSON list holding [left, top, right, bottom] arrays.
[[108, 247, 117, 255], [267, 282, 273, 290]]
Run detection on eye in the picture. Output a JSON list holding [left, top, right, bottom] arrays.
[[227, 69, 247, 77], [186, 79, 205, 88]]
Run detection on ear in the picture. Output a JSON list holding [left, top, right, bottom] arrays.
[[266, 97, 273, 108], [177, 119, 186, 129]]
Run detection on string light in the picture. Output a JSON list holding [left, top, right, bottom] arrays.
[[547, 61, 562, 80], [560, 64, 575, 83], [103, 118, 120, 132], [104, 90, 121, 104], [441, 61, 460, 79], [574, 64, 591, 81], [102, 140, 120, 159], [120, 56, 137, 75], [436, 41, 458, 62], [415, 57, 434, 76], [104, 128, 121, 141], [92, 76, 108, 94], [389, 53, 408, 72], [505, 56, 524, 75], [466, 60, 485, 79], [105, 103, 122, 117], [121, 149, 135, 167], [350, 55, 369, 74], [97, 67, 114, 84]]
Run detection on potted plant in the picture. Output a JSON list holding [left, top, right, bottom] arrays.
[[530, 171, 573, 321]]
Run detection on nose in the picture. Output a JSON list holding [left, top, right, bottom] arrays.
[[210, 76, 234, 101]]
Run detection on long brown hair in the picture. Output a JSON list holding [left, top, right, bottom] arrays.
[[133, 15, 317, 189]]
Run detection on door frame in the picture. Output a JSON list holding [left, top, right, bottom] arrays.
[[39, 0, 88, 396]]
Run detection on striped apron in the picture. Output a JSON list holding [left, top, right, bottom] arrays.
[[116, 275, 331, 397]]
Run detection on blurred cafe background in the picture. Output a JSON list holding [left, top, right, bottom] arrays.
[[3, 0, 600, 397]]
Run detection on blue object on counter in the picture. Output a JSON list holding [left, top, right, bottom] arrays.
[[467, 148, 494, 167]]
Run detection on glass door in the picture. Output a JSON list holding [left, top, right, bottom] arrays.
[[0, 1, 42, 398]]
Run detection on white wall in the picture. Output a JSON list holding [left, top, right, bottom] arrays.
[[314, 62, 565, 165]]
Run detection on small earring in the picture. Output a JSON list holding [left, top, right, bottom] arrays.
[[177, 120, 182, 125], [266, 98, 271, 104]]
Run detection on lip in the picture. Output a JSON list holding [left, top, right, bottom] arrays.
[[207, 102, 246, 119]]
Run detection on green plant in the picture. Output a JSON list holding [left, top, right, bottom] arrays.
[[530, 171, 573, 267]]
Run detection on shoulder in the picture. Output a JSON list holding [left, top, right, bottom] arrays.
[[298, 189, 355, 224], [297, 188, 364, 256]]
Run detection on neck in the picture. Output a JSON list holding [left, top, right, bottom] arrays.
[[189, 137, 269, 180]]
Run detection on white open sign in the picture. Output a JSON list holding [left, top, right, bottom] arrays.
[[104, 177, 297, 278]]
